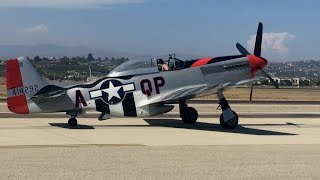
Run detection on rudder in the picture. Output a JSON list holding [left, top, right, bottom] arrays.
[[6, 57, 48, 114]]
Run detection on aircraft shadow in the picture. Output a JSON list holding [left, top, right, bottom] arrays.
[[241, 122, 305, 127], [48, 120, 299, 135], [49, 123, 95, 129], [144, 119, 298, 136]]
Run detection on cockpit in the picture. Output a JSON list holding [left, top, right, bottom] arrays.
[[156, 54, 187, 71], [108, 54, 188, 77]]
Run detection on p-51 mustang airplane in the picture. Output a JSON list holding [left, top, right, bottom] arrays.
[[6, 22, 278, 129]]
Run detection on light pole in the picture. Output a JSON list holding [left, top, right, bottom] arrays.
[[89, 64, 92, 82]]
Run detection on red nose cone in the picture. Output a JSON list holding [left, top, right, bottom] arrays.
[[247, 55, 268, 77]]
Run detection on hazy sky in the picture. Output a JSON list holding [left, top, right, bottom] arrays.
[[0, 0, 319, 61]]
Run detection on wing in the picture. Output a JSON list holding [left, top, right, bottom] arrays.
[[137, 84, 218, 106], [138, 76, 266, 106], [234, 76, 266, 86]]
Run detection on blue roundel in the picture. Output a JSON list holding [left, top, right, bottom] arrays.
[[100, 80, 125, 105]]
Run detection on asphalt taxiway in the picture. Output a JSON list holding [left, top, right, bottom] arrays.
[[0, 102, 319, 179], [0, 116, 319, 179]]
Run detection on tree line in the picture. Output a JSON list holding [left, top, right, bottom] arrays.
[[0, 54, 129, 81]]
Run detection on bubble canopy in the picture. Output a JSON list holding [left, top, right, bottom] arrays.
[[108, 57, 159, 77]]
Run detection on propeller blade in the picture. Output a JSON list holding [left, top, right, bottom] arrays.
[[254, 22, 263, 57], [249, 84, 254, 101], [260, 69, 279, 89], [236, 43, 251, 56]]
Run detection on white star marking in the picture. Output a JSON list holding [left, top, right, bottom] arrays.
[[102, 81, 121, 101], [89, 81, 135, 103]]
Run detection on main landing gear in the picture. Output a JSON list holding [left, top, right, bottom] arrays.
[[217, 90, 239, 129], [68, 115, 78, 127], [179, 92, 239, 129], [179, 101, 198, 124]]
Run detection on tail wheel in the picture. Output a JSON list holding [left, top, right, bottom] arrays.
[[219, 111, 238, 129], [68, 118, 78, 127], [181, 107, 198, 124]]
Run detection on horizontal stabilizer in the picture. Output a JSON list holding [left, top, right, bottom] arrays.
[[30, 85, 67, 101]]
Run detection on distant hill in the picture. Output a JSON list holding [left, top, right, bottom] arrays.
[[0, 44, 138, 58], [266, 60, 320, 79]]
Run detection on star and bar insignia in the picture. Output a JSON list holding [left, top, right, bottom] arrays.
[[89, 80, 135, 105]]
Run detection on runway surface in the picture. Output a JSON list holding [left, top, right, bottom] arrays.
[[0, 115, 320, 179]]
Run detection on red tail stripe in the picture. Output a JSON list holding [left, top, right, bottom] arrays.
[[190, 57, 213, 68], [6, 59, 23, 90], [7, 95, 29, 114], [6, 58, 29, 114]]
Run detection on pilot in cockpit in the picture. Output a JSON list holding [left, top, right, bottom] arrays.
[[157, 58, 169, 71]]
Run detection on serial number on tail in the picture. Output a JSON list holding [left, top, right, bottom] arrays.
[[11, 85, 39, 96]]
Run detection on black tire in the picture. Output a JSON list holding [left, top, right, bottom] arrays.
[[181, 107, 198, 124], [219, 111, 238, 129], [188, 107, 198, 122], [68, 118, 78, 127]]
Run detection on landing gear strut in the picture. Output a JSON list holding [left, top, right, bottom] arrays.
[[68, 116, 78, 127], [217, 90, 239, 129], [179, 101, 198, 124]]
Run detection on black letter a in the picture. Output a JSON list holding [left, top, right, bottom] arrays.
[[75, 90, 88, 108]]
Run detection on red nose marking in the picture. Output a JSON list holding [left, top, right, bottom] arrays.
[[247, 55, 268, 77]]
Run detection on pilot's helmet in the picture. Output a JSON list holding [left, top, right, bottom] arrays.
[[156, 58, 164, 64]]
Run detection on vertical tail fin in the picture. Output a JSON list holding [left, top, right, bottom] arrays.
[[6, 57, 48, 114]]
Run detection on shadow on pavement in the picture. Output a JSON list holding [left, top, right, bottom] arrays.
[[48, 119, 298, 135], [144, 119, 298, 136], [49, 123, 95, 129], [241, 122, 305, 127]]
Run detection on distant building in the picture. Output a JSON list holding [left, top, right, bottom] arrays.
[[86, 76, 99, 82], [279, 77, 292, 86], [292, 78, 300, 86], [267, 77, 311, 86], [0, 77, 5, 83], [300, 77, 311, 86], [271, 77, 281, 84]]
